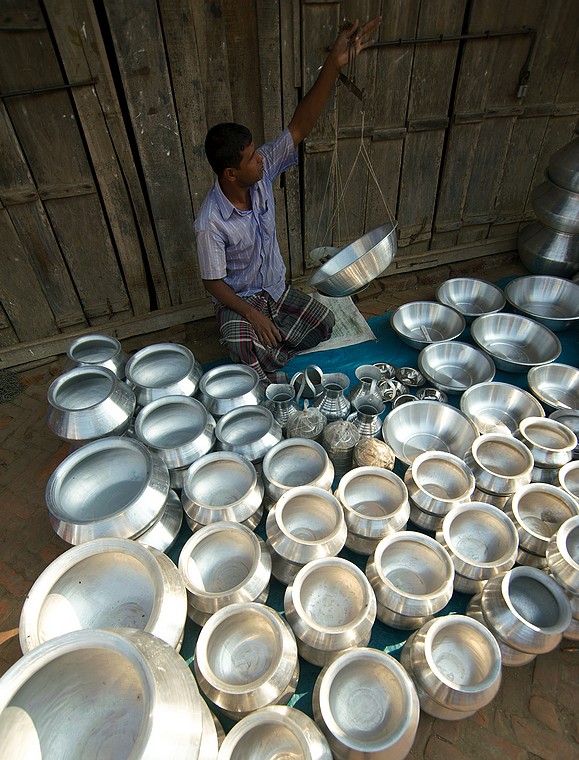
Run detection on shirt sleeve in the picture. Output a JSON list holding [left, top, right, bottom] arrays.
[[195, 226, 227, 280], [259, 128, 298, 182]]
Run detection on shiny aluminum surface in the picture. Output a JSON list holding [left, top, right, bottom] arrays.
[[436, 503, 519, 581], [460, 381, 545, 435], [465, 433, 534, 495], [65, 333, 129, 378], [505, 276, 579, 332], [395, 366, 426, 387], [198, 363, 262, 417], [382, 400, 478, 465], [216, 405, 282, 462], [416, 386, 448, 403], [349, 364, 383, 405], [178, 521, 271, 615], [550, 409, 579, 458], [531, 464, 561, 485], [194, 602, 299, 720], [19, 538, 186, 653], [546, 515, 579, 594], [471, 487, 509, 508], [284, 557, 376, 666], [181, 451, 263, 526], [466, 594, 535, 667], [418, 341, 495, 395], [559, 460, 579, 500], [314, 373, 351, 421], [46, 437, 170, 545], [47, 366, 136, 442], [516, 545, 548, 569], [349, 395, 385, 438], [531, 178, 579, 233], [401, 615, 502, 716], [548, 135, 579, 192], [218, 705, 332, 760], [261, 438, 334, 503], [264, 383, 299, 431], [336, 467, 409, 553], [435, 277, 506, 323], [481, 566, 572, 654], [517, 416, 577, 468], [366, 531, 454, 619], [506, 482, 579, 555], [135, 489, 183, 552], [313, 647, 419, 760], [408, 502, 444, 533], [185, 505, 263, 536], [125, 342, 203, 405], [517, 220, 579, 278], [528, 363, 579, 412], [308, 222, 398, 297], [471, 313, 562, 373], [405, 450, 475, 516], [391, 301, 466, 350], [135, 395, 215, 469], [0, 628, 203, 760]]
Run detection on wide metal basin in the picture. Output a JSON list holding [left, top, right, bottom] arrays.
[[391, 301, 465, 350], [505, 275, 579, 332], [527, 363, 579, 412], [435, 277, 505, 323], [418, 341, 495, 395], [460, 381, 545, 435]]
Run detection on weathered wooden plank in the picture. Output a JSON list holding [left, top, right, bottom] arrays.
[[44, 0, 151, 316], [0, 207, 58, 341], [157, 0, 214, 214], [104, 0, 203, 305], [337, 0, 375, 128], [364, 137, 402, 233], [0, 302, 18, 349]]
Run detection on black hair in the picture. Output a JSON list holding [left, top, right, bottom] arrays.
[[204, 122, 253, 176]]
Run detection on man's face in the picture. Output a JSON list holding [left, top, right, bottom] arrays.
[[234, 142, 264, 187]]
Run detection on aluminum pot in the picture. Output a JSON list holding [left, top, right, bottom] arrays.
[[312, 647, 420, 760], [125, 342, 203, 405], [400, 615, 502, 719], [261, 438, 334, 503], [266, 486, 347, 585], [480, 566, 572, 654], [546, 515, 579, 595], [197, 363, 262, 417], [471, 487, 509, 509], [517, 416, 577, 468], [19, 537, 186, 653], [408, 502, 445, 534], [505, 482, 579, 555], [181, 451, 263, 526], [466, 593, 535, 667], [178, 521, 271, 621], [218, 705, 332, 760], [436, 502, 519, 582], [134, 395, 215, 469], [284, 557, 376, 666], [216, 405, 283, 462], [531, 178, 579, 233], [135, 488, 183, 553], [336, 467, 410, 554], [559, 460, 579, 501], [194, 602, 299, 720], [184, 505, 263, 538], [366, 531, 454, 627], [46, 437, 170, 545], [465, 433, 534, 496], [0, 628, 203, 760], [65, 333, 129, 378], [405, 450, 475, 516], [517, 220, 579, 278], [47, 366, 136, 442], [548, 136, 579, 192]]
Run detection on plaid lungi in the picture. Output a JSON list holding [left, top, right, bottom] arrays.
[[216, 287, 335, 383]]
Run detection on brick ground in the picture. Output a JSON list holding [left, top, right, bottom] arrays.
[[0, 256, 577, 758]]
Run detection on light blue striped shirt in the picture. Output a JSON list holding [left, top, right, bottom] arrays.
[[195, 128, 298, 302]]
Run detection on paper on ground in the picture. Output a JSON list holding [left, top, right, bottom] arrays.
[[298, 293, 377, 354]]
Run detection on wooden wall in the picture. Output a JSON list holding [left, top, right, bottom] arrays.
[[0, 0, 577, 367]]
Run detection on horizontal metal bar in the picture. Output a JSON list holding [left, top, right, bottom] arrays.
[[368, 27, 535, 49], [0, 79, 96, 100]]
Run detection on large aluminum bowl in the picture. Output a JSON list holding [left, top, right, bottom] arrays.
[[216, 406, 282, 462], [46, 437, 170, 545], [19, 538, 186, 653], [435, 277, 505, 323], [125, 342, 203, 405], [465, 433, 534, 495], [47, 366, 136, 442], [382, 400, 478, 465], [313, 647, 419, 760], [528, 364, 579, 413], [517, 220, 579, 278], [197, 364, 262, 417], [135, 395, 215, 469], [546, 515, 579, 595], [460, 381, 545, 435], [418, 341, 495, 395], [391, 301, 465, 350], [194, 602, 299, 720], [505, 275, 579, 332], [404, 451, 475, 516], [65, 333, 129, 378], [471, 313, 561, 373], [531, 178, 579, 233], [218, 705, 332, 760], [307, 222, 398, 297], [284, 557, 376, 666], [261, 438, 334, 503], [0, 629, 203, 760]]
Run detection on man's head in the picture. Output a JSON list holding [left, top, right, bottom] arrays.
[[205, 123, 253, 176]]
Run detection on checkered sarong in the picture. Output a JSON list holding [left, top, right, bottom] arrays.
[[216, 287, 335, 382]]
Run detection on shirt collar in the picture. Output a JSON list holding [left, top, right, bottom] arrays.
[[213, 177, 259, 219]]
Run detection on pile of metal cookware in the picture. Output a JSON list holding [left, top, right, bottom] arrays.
[[1, 267, 578, 759]]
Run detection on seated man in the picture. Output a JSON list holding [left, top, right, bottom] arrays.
[[194, 18, 381, 383]]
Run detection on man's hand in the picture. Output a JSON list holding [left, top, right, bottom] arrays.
[[246, 308, 283, 349], [329, 17, 382, 70]]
